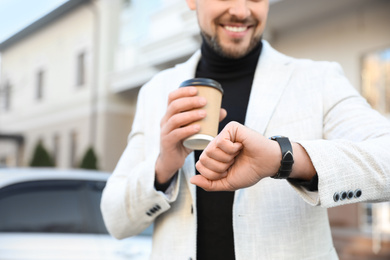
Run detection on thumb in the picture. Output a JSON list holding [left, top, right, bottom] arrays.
[[190, 175, 209, 188], [190, 175, 233, 191], [219, 108, 227, 122]]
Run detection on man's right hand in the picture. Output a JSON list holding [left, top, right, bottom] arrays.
[[155, 86, 227, 185], [155, 86, 207, 185]]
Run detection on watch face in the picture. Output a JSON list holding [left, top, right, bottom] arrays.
[[270, 135, 285, 140]]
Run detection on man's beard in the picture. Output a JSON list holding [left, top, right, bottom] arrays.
[[201, 30, 262, 59]]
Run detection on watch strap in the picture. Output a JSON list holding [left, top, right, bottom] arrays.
[[270, 136, 294, 179]]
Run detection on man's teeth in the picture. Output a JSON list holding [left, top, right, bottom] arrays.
[[225, 26, 247, 32]]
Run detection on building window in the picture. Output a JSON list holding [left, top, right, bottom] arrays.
[[123, 0, 132, 7], [361, 47, 390, 115], [76, 52, 85, 87], [361, 202, 390, 235], [361, 203, 373, 229], [0, 156, 7, 166], [1, 81, 11, 111], [36, 70, 44, 100], [70, 131, 78, 168]]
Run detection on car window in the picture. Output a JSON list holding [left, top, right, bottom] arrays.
[[0, 179, 108, 234]]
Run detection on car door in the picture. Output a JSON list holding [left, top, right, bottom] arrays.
[[0, 178, 111, 259]]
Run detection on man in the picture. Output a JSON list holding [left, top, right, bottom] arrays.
[[101, 0, 390, 259]]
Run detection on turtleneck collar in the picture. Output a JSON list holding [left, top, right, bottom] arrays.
[[198, 36, 263, 79]]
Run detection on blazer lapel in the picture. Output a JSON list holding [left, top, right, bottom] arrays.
[[245, 41, 295, 135], [172, 50, 202, 88]]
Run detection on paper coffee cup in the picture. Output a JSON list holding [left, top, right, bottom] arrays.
[[180, 78, 223, 150]]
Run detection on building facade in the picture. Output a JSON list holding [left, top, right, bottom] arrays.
[[0, 0, 134, 171]]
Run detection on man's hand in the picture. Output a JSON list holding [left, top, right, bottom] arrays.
[[191, 122, 317, 191], [155, 87, 227, 185], [191, 122, 281, 191]]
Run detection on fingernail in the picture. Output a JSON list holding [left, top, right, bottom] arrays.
[[189, 87, 198, 94], [198, 110, 206, 117], [199, 97, 207, 105]]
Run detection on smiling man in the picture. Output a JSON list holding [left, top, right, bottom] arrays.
[[101, 0, 390, 259]]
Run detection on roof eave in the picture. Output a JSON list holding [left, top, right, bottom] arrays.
[[0, 0, 90, 52]]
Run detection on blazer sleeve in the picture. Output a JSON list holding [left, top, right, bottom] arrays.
[[100, 78, 181, 240], [290, 62, 390, 208]]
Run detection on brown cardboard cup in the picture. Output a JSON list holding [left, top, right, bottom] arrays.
[[180, 78, 223, 150]]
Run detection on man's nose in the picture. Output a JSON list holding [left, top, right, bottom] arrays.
[[228, 0, 251, 20]]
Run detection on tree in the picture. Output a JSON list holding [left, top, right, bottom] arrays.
[[30, 141, 54, 167], [79, 147, 98, 170]]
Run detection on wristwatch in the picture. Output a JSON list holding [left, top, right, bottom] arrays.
[[270, 136, 294, 179]]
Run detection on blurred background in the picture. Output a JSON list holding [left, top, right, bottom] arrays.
[[0, 0, 389, 259]]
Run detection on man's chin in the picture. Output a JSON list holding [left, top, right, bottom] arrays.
[[210, 41, 252, 59], [202, 31, 260, 59], [220, 36, 263, 58], [220, 46, 251, 59], [213, 43, 256, 59]]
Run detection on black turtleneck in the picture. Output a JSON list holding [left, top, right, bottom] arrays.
[[195, 40, 263, 260]]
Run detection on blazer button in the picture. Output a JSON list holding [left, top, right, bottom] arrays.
[[333, 192, 340, 202], [347, 190, 354, 199], [340, 191, 347, 201], [354, 189, 362, 198]]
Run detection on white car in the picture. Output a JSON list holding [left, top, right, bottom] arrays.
[[0, 167, 152, 260]]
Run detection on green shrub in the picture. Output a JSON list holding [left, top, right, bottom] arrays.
[[79, 147, 98, 170], [30, 141, 54, 167]]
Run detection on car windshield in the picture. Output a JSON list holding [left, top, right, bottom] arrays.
[[0, 179, 108, 234]]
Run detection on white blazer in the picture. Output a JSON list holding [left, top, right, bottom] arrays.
[[101, 41, 390, 260]]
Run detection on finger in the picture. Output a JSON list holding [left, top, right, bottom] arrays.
[[200, 141, 235, 162], [160, 87, 196, 127], [161, 124, 201, 146], [219, 108, 227, 122], [161, 96, 207, 126], [195, 160, 228, 180], [167, 86, 198, 104], [213, 132, 243, 155], [190, 175, 234, 192], [167, 87, 205, 116], [202, 142, 242, 163], [162, 109, 206, 134], [197, 151, 235, 174]]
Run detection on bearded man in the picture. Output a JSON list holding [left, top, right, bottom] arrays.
[[101, 1, 390, 259]]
